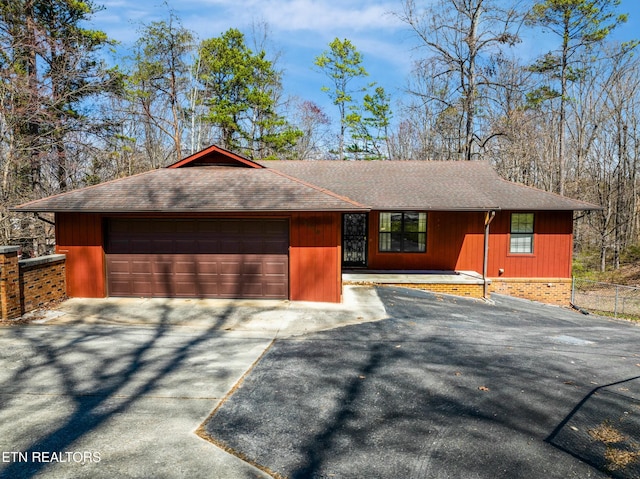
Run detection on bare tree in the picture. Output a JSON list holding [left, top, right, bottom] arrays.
[[397, 0, 523, 160]]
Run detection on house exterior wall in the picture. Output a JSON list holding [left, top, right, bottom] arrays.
[[56, 213, 106, 298], [55, 211, 343, 303], [366, 211, 485, 271], [486, 210, 573, 278], [489, 278, 571, 306], [364, 210, 573, 306], [365, 210, 573, 279], [290, 212, 342, 303]]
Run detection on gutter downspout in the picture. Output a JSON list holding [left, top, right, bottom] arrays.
[[483, 210, 496, 299]]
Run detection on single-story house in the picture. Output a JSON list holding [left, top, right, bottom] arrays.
[[12, 144, 599, 304]]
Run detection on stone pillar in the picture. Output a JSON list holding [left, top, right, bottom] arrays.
[[0, 246, 21, 320]]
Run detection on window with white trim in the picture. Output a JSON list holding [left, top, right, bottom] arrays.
[[510, 213, 534, 254]]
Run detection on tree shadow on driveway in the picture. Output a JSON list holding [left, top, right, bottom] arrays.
[[0, 299, 276, 479], [202, 286, 640, 479]]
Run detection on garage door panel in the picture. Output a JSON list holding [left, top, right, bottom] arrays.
[[241, 261, 263, 274], [174, 259, 198, 274], [196, 260, 219, 275], [129, 280, 153, 296], [263, 260, 287, 275], [264, 282, 287, 297], [197, 240, 220, 253], [129, 260, 152, 274], [263, 239, 288, 254], [108, 259, 132, 274], [106, 219, 288, 299]]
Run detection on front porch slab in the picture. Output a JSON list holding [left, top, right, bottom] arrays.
[[342, 270, 487, 299]]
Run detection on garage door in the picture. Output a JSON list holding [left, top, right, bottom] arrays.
[[106, 219, 289, 299]]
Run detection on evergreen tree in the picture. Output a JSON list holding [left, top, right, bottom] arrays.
[[197, 28, 301, 159]]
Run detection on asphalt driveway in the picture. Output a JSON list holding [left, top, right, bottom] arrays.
[[203, 287, 640, 479], [1, 286, 639, 478]]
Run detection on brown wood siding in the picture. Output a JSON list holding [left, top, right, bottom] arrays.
[[289, 212, 342, 302], [487, 211, 573, 278], [367, 211, 484, 271], [55, 212, 106, 298], [105, 219, 288, 299]]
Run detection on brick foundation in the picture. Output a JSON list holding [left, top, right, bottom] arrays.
[[393, 283, 485, 299], [0, 246, 66, 321], [489, 277, 571, 306]]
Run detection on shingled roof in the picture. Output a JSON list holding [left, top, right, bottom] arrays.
[[13, 167, 367, 213], [259, 160, 598, 211], [13, 146, 600, 214]]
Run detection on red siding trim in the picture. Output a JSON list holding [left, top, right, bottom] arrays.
[[167, 145, 263, 169]]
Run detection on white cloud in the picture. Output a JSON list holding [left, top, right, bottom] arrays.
[[174, 0, 402, 32], [256, 0, 402, 32]]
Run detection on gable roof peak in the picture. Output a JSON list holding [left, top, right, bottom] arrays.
[[167, 144, 263, 169]]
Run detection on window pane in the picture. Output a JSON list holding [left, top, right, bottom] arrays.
[[511, 213, 533, 233], [380, 213, 391, 232], [403, 233, 426, 252], [418, 213, 427, 232], [510, 234, 533, 253], [379, 211, 427, 253], [390, 233, 403, 251], [510, 213, 534, 254], [379, 233, 391, 251], [390, 213, 403, 233], [404, 212, 419, 232]]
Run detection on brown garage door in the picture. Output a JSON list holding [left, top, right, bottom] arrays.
[[106, 219, 289, 299]]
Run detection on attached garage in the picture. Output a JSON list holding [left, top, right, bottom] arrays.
[[106, 218, 289, 299], [12, 145, 369, 303]]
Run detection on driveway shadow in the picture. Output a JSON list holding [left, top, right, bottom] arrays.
[[0, 299, 277, 479], [546, 376, 640, 478]]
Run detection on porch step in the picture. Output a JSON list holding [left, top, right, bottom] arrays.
[[342, 270, 487, 285]]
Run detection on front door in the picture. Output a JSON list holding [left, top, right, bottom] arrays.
[[342, 213, 368, 268]]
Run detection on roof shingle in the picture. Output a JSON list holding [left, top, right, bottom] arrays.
[[12, 167, 367, 213], [259, 160, 599, 211], [12, 158, 600, 214]]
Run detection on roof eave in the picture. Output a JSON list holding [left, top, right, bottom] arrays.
[[11, 207, 370, 214]]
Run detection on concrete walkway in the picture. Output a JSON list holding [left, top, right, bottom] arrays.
[[343, 270, 485, 284]]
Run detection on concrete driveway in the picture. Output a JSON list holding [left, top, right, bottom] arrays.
[[0, 286, 384, 479], [1, 286, 639, 478]]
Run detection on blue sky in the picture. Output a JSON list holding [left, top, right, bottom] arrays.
[[89, 0, 640, 120]]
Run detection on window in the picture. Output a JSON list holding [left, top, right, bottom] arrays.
[[510, 213, 534, 254], [379, 212, 427, 252]]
